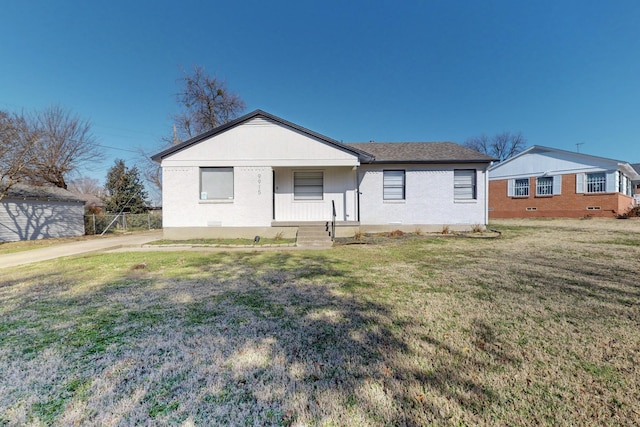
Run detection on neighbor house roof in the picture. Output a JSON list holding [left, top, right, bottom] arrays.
[[490, 145, 640, 180], [3, 184, 85, 203], [151, 109, 374, 163], [348, 142, 496, 164]]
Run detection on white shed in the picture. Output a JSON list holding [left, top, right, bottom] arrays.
[[0, 184, 85, 242]]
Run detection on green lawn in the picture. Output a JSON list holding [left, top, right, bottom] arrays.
[[1, 218, 639, 425]]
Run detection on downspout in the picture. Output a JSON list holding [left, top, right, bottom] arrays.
[[356, 165, 361, 223], [485, 163, 491, 226]]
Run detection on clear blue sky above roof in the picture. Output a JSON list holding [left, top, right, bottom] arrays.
[[1, 0, 639, 187]]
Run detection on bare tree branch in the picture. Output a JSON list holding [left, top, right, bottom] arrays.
[[68, 176, 104, 197], [462, 134, 490, 156], [0, 111, 40, 201], [173, 65, 246, 140], [463, 131, 527, 162], [27, 105, 104, 189], [139, 65, 246, 197]]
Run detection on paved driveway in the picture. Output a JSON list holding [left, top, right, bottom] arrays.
[[0, 231, 163, 269]]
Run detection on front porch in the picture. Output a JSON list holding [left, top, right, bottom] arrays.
[[272, 167, 359, 223]]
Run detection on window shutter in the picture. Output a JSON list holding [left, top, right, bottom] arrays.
[[553, 175, 562, 195], [507, 179, 514, 197], [383, 170, 405, 200], [294, 171, 323, 200], [576, 173, 584, 194], [606, 171, 616, 193], [454, 170, 476, 200]]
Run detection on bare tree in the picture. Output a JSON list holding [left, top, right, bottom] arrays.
[[173, 65, 246, 141], [139, 65, 245, 195], [27, 105, 104, 189], [68, 176, 104, 196], [0, 111, 40, 201], [463, 131, 526, 162]]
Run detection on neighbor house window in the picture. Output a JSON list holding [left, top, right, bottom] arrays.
[[454, 169, 476, 200], [200, 167, 234, 200], [536, 177, 553, 196], [586, 173, 606, 193], [514, 178, 529, 197], [618, 173, 632, 196], [294, 171, 323, 200], [383, 170, 405, 200]]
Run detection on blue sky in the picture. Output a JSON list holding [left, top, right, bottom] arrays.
[[2, 0, 639, 189]]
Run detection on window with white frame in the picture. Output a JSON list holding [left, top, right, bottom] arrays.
[[383, 170, 405, 200], [454, 169, 476, 200], [514, 178, 529, 197], [618, 172, 632, 196], [294, 171, 323, 200], [200, 167, 234, 200], [586, 173, 606, 193], [618, 172, 625, 194], [536, 177, 553, 196]]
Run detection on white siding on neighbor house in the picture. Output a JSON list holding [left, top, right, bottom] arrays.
[[490, 150, 618, 180], [162, 166, 274, 227], [0, 199, 84, 242], [358, 165, 488, 225], [163, 117, 359, 168], [273, 167, 357, 222]]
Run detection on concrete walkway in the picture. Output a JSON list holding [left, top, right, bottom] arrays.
[[0, 231, 163, 269]]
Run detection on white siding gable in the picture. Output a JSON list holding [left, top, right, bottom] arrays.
[[163, 117, 359, 167], [490, 148, 619, 180]]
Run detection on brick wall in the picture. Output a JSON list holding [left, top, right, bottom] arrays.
[[489, 173, 636, 218]]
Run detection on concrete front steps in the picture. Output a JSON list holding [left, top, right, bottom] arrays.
[[296, 223, 333, 248]]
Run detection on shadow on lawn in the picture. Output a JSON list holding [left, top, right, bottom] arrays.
[[0, 250, 503, 425]]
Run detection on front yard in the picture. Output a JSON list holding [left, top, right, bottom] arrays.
[[1, 219, 639, 425]]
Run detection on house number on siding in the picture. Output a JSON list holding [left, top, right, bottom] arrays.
[[257, 174, 261, 195]]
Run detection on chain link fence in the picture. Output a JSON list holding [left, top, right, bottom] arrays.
[[85, 213, 162, 235]]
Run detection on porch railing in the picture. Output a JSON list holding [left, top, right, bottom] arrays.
[[331, 200, 336, 241]]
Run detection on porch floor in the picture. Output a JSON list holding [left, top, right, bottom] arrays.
[[271, 221, 360, 227]]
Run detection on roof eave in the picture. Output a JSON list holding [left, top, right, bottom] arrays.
[[151, 109, 369, 162], [365, 159, 494, 164]]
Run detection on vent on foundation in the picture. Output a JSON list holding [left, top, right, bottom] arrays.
[[586, 206, 601, 210], [526, 207, 537, 211]]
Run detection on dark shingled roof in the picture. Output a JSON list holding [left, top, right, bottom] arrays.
[[347, 142, 495, 163], [3, 184, 85, 203], [632, 163, 640, 176]]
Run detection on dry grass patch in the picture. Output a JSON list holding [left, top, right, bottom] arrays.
[[1, 218, 639, 425]]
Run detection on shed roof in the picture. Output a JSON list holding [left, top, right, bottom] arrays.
[[3, 184, 85, 203], [348, 142, 496, 164]]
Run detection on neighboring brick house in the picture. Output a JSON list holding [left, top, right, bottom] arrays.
[[489, 146, 640, 218], [632, 163, 640, 205]]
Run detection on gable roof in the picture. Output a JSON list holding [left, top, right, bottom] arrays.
[[151, 109, 374, 163], [3, 184, 85, 203], [631, 163, 640, 177], [348, 142, 495, 164], [490, 145, 640, 180]]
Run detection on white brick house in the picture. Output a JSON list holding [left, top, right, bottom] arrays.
[[152, 110, 494, 239]]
